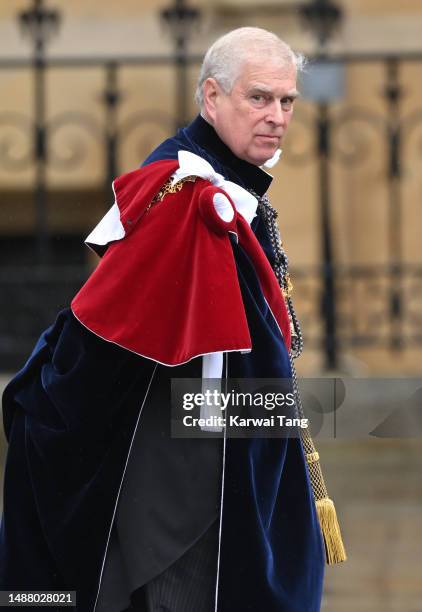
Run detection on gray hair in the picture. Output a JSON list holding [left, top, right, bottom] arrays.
[[194, 27, 306, 108]]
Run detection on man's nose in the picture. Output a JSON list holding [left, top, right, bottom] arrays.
[[265, 100, 286, 126]]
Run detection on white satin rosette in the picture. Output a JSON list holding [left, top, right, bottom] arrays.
[[172, 150, 258, 225]]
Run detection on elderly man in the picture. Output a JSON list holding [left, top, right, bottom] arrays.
[[0, 27, 345, 612]]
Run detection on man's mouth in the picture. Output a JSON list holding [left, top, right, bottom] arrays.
[[255, 135, 280, 142]]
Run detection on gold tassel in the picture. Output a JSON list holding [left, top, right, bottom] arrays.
[[303, 439, 347, 565], [315, 498, 347, 564]]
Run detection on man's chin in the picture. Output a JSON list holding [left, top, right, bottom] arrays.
[[254, 146, 280, 167], [237, 145, 278, 167], [252, 153, 278, 167]]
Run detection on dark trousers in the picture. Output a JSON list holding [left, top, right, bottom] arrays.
[[127, 519, 219, 612]]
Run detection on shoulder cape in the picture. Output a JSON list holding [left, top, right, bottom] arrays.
[[71, 155, 291, 366]]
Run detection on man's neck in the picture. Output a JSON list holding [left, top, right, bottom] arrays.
[[184, 114, 272, 197]]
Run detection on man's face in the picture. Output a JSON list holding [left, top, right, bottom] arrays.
[[204, 60, 298, 166]]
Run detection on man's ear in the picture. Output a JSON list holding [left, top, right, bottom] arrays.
[[202, 78, 220, 123]]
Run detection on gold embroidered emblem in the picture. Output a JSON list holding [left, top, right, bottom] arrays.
[[146, 175, 197, 212]]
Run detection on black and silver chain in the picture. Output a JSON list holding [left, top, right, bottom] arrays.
[[252, 192, 304, 359], [249, 190, 306, 420]]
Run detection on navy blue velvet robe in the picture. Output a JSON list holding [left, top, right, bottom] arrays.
[[0, 115, 324, 611]]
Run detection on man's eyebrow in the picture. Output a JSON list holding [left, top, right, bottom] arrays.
[[249, 84, 300, 98], [285, 89, 300, 99]]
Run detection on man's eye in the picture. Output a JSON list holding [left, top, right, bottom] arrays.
[[281, 97, 295, 110], [251, 95, 264, 102]]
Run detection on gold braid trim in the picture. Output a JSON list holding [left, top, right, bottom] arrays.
[[306, 451, 320, 465]]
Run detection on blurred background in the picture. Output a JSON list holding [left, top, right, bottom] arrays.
[[1, 1, 422, 610]]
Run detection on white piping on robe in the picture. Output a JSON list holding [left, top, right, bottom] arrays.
[[213, 354, 229, 612], [93, 364, 158, 612]]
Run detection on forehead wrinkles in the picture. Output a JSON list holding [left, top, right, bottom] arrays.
[[241, 58, 296, 77], [236, 62, 296, 90], [247, 82, 298, 96]]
